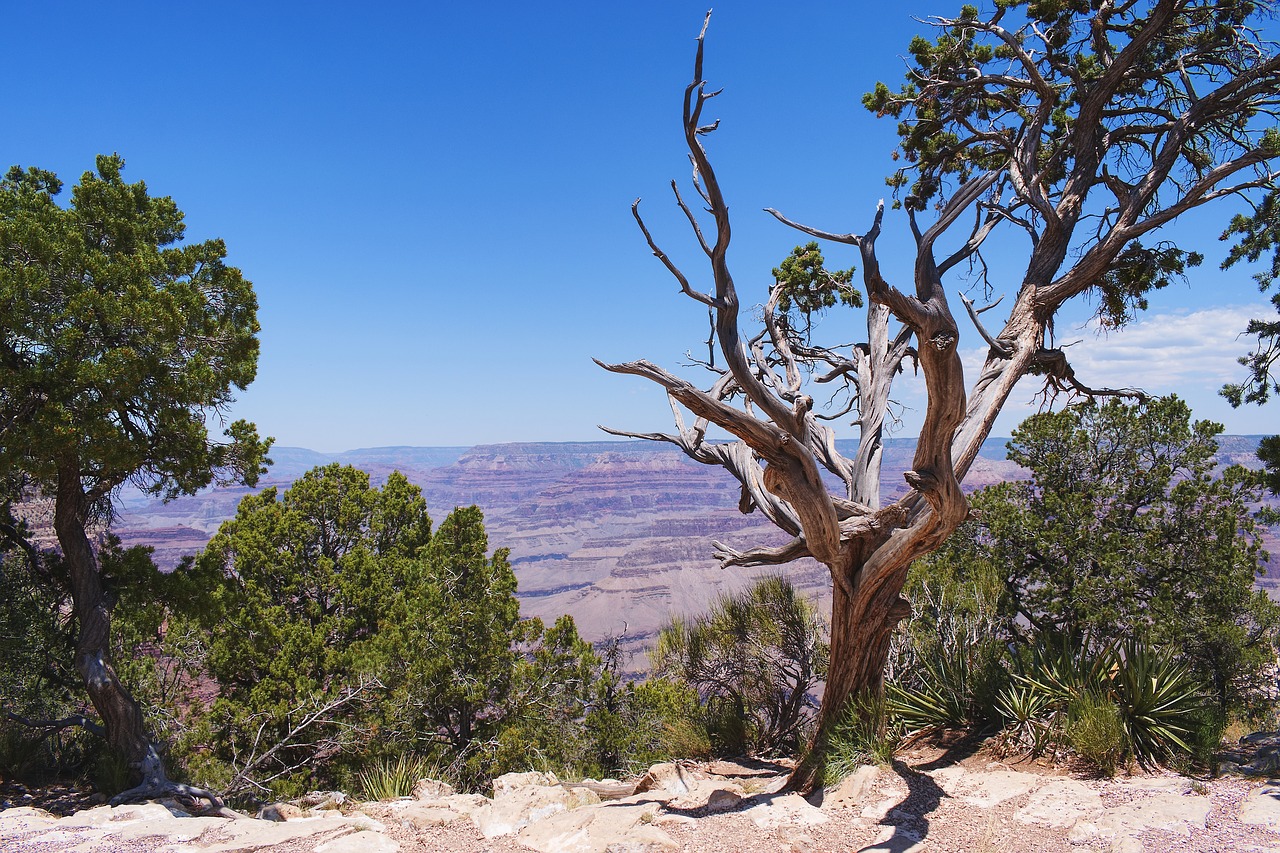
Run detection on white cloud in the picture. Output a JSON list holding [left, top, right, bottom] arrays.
[[1062, 305, 1268, 390]]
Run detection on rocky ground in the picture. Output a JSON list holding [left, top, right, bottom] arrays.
[[5, 741, 1280, 853]]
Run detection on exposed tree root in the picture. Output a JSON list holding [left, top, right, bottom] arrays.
[[110, 776, 235, 816]]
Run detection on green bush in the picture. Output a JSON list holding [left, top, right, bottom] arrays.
[[992, 637, 1208, 771], [1065, 693, 1125, 775], [653, 577, 827, 757]]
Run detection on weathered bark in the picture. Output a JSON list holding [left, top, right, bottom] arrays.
[[54, 460, 224, 810]]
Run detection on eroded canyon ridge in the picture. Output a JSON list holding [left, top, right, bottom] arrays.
[[111, 438, 1276, 668]]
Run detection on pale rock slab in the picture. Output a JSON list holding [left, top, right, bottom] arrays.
[[745, 792, 829, 829], [0, 806, 59, 834], [933, 767, 1040, 808], [1015, 779, 1105, 828], [861, 795, 903, 822], [1237, 783, 1280, 830], [167, 814, 362, 853], [392, 802, 471, 828], [315, 829, 400, 853], [516, 797, 674, 853], [2, 805, 387, 853], [257, 802, 305, 821], [705, 787, 745, 813], [1094, 789, 1211, 844], [633, 762, 707, 797], [823, 765, 880, 811], [411, 778, 455, 800], [471, 779, 600, 838], [493, 770, 560, 794], [861, 823, 926, 853], [59, 802, 181, 828]]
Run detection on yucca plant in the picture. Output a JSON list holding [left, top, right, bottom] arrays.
[[992, 680, 1058, 757], [887, 657, 970, 735], [1010, 636, 1117, 705], [1110, 640, 1204, 766], [356, 753, 435, 802], [993, 635, 1209, 769], [887, 628, 999, 735]]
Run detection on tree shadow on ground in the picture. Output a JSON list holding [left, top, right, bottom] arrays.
[[856, 760, 950, 853]]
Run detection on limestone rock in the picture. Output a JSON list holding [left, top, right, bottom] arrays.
[[59, 802, 179, 828], [823, 765, 880, 810], [1015, 779, 1104, 828], [1238, 783, 1280, 829], [1094, 785, 1210, 843], [933, 767, 1040, 807], [744, 792, 829, 829], [0, 806, 61, 834], [633, 762, 705, 797], [411, 778, 456, 800], [395, 802, 470, 828], [257, 802, 304, 822], [493, 770, 559, 794], [516, 797, 674, 853], [315, 829, 400, 852], [705, 787, 744, 813], [472, 779, 600, 838], [296, 790, 347, 810]]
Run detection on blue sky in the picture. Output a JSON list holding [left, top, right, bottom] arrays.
[[5, 1, 1275, 451]]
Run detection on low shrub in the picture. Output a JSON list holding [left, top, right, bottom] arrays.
[[1065, 692, 1125, 775]]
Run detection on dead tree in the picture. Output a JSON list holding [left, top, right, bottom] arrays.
[[599, 4, 1280, 791]]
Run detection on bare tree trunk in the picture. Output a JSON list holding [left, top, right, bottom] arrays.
[[789, 567, 910, 793]]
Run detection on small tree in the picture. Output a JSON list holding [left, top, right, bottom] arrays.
[[399, 505, 520, 758], [601, 5, 1280, 789], [0, 156, 270, 803]]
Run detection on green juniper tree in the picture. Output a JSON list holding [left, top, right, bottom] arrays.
[[190, 465, 431, 799], [397, 506, 520, 758], [925, 398, 1280, 719], [0, 156, 269, 803]]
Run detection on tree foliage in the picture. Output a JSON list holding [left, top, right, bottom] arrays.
[[921, 398, 1280, 717], [184, 464, 661, 799], [0, 155, 270, 500], [1220, 188, 1280, 494], [187, 465, 430, 797]]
